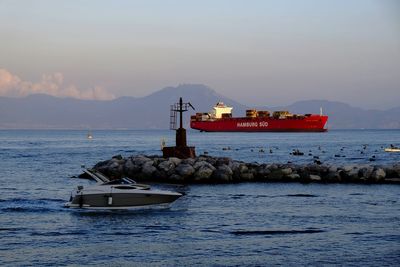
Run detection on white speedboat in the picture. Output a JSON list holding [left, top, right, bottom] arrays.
[[384, 147, 400, 152], [384, 145, 400, 152], [64, 169, 182, 210]]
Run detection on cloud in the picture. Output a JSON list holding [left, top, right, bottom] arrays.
[[0, 68, 115, 100]]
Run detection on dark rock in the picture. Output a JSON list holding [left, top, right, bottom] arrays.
[[216, 157, 232, 166], [182, 158, 195, 165], [309, 174, 322, 182], [158, 160, 175, 175], [131, 155, 152, 166], [240, 172, 254, 181], [325, 171, 342, 182], [371, 168, 385, 182], [268, 169, 285, 181], [255, 165, 271, 180], [112, 154, 123, 160], [142, 161, 157, 177], [212, 164, 233, 182], [358, 166, 373, 180], [287, 173, 300, 180], [168, 157, 182, 166], [175, 163, 195, 178], [169, 174, 184, 182], [87, 154, 399, 184], [193, 165, 215, 181]]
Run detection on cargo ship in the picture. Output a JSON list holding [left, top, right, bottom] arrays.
[[190, 102, 328, 132]]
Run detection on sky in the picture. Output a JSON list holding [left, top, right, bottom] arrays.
[[0, 0, 399, 108]]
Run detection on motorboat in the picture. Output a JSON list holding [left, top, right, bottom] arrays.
[[384, 147, 400, 152], [64, 169, 183, 210], [384, 145, 400, 153]]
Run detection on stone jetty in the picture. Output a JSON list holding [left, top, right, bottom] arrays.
[[83, 154, 400, 184]]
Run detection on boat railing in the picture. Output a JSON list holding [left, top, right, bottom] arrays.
[[83, 169, 110, 183]]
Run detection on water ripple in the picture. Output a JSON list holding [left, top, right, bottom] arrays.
[[285, 194, 319, 197], [231, 229, 325, 236]]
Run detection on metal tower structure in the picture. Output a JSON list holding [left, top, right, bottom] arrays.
[[163, 97, 196, 158]]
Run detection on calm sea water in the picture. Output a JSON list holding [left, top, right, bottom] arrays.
[[0, 130, 399, 266]]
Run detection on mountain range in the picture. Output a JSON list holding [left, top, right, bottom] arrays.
[[0, 84, 399, 129]]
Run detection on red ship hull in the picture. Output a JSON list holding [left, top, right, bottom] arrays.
[[191, 115, 328, 132]]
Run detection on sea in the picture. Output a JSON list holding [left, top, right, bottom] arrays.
[[0, 129, 399, 266]]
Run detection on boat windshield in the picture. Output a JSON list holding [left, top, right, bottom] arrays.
[[103, 177, 136, 185]]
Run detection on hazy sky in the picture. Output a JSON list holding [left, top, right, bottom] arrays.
[[0, 0, 399, 108]]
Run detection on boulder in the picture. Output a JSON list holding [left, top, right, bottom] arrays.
[[389, 163, 400, 177], [112, 154, 123, 160], [307, 164, 328, 175], [328, 166, 338, 173], [193, 160, 215, 171], [268, 169, 285, 181], [123, 158, 141, 177], [238, 164, 249, 174], [232, 163, 248, 180], [255, 165, 271, 179], [268, 164, 279, 171], [281, 168, 293, 176], [240, 172, 254, 181], [182, 158, 195, 165], [358, 166, 374, 180], [212, 164, 233, 182], [371, 168, 386, 182], [158, 160, 175, 175], [230, 161, 241, 173], [168, 157, 182, 166], [394, 164, 400, 176], [342, 165, 356, 173], [152, 157, 164, 166], [205, 157, 217, 166], [175, 163, 195, 178], [93, 159, 110, 169], [287, 173, 300, 180], [105, 159, 124, 179], [132, 155, 152, 166], [168, 174, 184, 182], [193, 165, 215, 181], [216, 157, 232, 166], [347, 167, 360, 180], [142, 161, 157, 176], [309, 174, 322, 182], [325, 171, 342, 182], [152, 169, 168, 181]]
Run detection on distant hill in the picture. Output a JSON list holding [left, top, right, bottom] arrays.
[[0, 84, 398, 129], [0, 84, 246, 129]]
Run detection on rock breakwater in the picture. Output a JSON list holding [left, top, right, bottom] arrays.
[[87, 154, 400, 184]]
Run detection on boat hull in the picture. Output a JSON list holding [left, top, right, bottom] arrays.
[[65, 191, 182, 209], [191, 115, 328, 132]]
